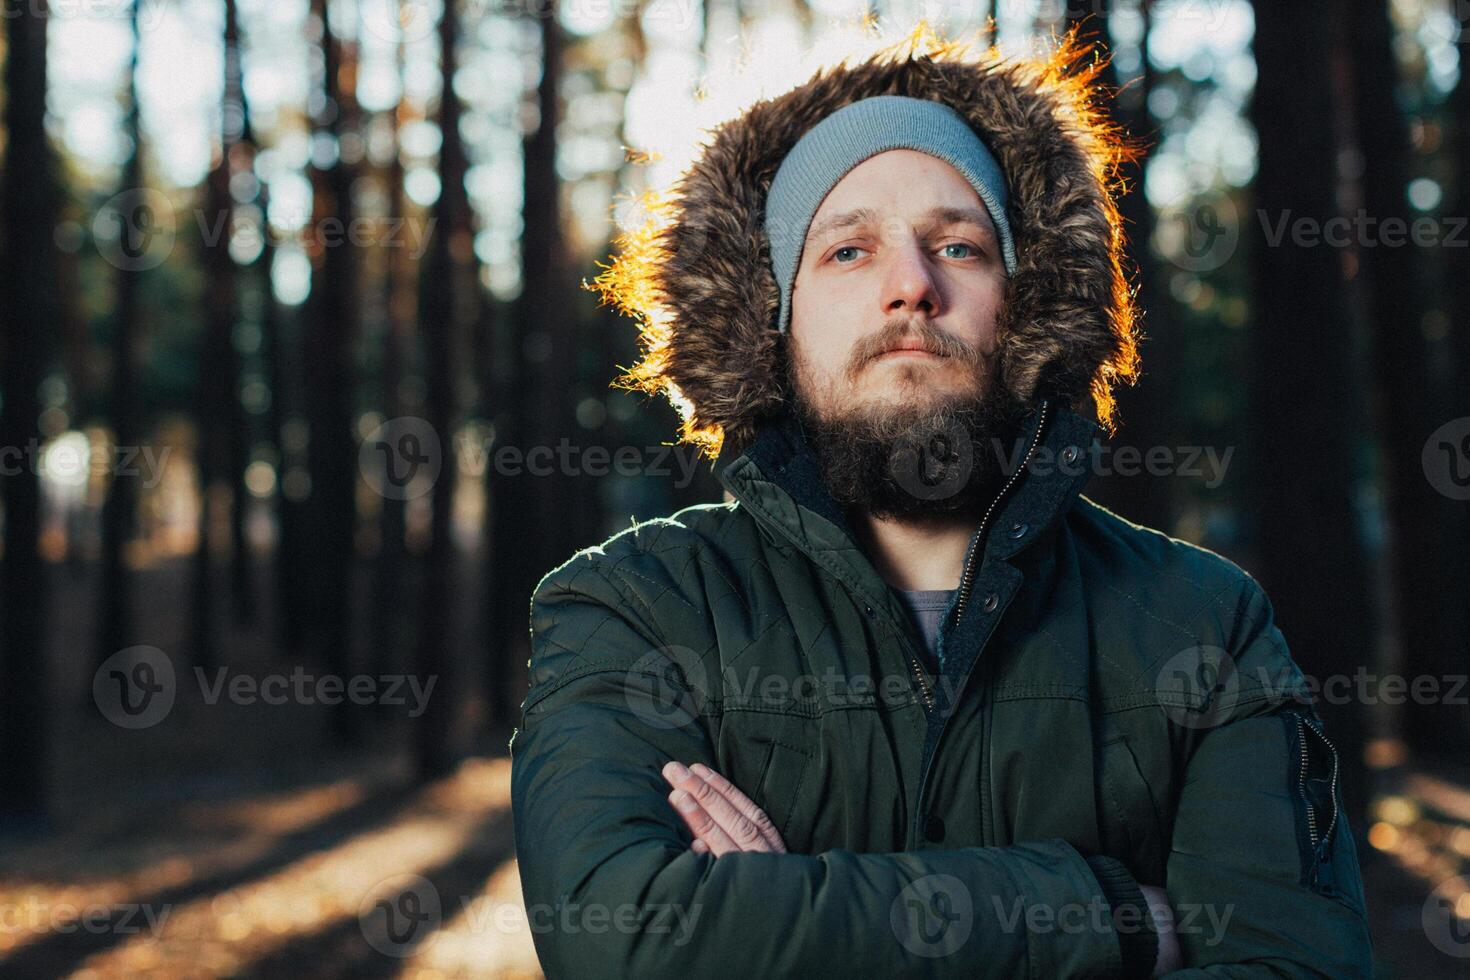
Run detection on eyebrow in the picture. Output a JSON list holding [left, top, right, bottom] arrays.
[[805, 205, 997, 247]]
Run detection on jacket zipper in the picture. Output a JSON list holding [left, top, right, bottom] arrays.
[[907, 402, 1052, 849], [904, 644, 936, 712], [902, 403, 1049, 716], [1297, 713, 1339, 851], [950, 399, 1051, 631]]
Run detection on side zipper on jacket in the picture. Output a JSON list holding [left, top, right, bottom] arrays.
[[1298, 713, 1339, 852], [1285, 708, 1342, 896]]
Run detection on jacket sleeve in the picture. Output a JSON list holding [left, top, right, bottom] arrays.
[[1160, 578, 1374, 978], [510, 557, 1142, 979]]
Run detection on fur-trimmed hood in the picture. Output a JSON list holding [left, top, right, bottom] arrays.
[[592, 23, 1142, 460]]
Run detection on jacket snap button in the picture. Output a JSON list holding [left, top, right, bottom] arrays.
[[1008, 522, 1028, 539], [924, 814, 946, 842], [1062, 446, 1079, 464], [864, 605, 876, 618], [982, 593, 999, 613]]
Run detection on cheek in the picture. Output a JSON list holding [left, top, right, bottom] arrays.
[[790, 287, 862, 373], [790, 332, 847, 387], [791, 268, 842, 322], [790, 336, 866, 411], [964, 277, 1007, 351]]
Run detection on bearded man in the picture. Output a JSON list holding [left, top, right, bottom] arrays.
[[510, 30, 1372, 979]]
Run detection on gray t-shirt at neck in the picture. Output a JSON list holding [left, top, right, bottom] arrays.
[[896, 588, 956, 670]]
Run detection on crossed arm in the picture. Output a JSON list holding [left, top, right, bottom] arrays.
[[659, 758, 1183, 972]]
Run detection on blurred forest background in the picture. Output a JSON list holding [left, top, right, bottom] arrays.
[[1, 0, 1469, 976]]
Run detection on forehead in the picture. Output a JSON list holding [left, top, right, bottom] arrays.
[[806, 150, 994, 240]]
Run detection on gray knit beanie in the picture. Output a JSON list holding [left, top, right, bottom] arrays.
[[763, 94, 1017, 334]]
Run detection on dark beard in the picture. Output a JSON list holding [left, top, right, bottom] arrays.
[[787, 363, 1031, 521]]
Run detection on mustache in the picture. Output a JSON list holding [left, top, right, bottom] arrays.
[[845, 320, 987, 382]]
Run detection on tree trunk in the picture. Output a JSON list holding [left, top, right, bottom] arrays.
[[369, 38, 414, 683], [305, 0, 361, 738], [1247, 0, 1374, 823], [487, 8, 568, 730], [95, 0, 145, 672], [225, 0, 256, 627], [0, 0, 56, 826], [414, 0, 471, 779], [258, 177, 307, 660], [192, 0, 249, 670]]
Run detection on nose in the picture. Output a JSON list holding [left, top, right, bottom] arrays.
[[880, 238, 942, 320]]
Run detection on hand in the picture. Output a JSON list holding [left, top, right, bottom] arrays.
[[661, 760, 787, 856], [1139, 884, 1182, 975]]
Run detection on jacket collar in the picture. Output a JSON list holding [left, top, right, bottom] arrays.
[[715, 399, 1104, 593]]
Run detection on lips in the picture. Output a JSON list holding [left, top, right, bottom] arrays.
[[876, 342, 942, 359]]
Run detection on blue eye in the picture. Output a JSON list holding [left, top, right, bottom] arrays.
[[942, 243, 977, 259], [832, 246, 864, 263]]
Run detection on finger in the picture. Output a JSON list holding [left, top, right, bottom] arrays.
[[690, 763, 786, 853], [667, 787, 742, 855], [664, 764, 770, 858], [691, 838, 709, 854], [679, 772, 773, 853], [662, 761, 777, 854], [662, 759, 781, 851], [663, 762, 740, 853]]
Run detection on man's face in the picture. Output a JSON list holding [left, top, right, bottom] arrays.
[[788, 148, 1007, 420], [784, 149, 1023, 518]]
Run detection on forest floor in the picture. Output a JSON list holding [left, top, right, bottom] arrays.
[[0, 551, 1466, 977], [2, 546, 540, 979]]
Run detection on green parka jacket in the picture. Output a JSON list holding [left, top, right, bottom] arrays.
[[510, 25, 1373, 979], [510, 397, 1372, 978]]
